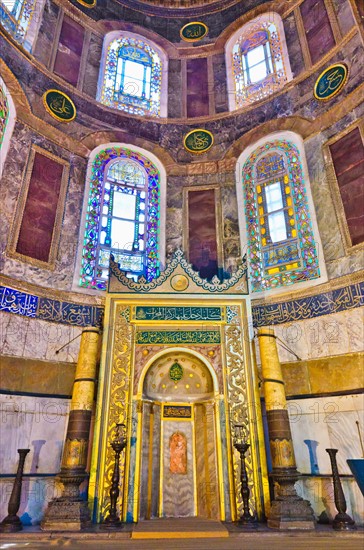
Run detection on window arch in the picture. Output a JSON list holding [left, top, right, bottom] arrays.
[[225, 13, 292, 110], [98, 32, 167, 118], [238, 133, 326, 294], [0, 0, 44, 50], [0, 77, 16, 178], [78, 145, 165, 291]]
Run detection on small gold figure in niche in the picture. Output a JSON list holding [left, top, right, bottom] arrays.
[[169, 432, 187, 475]]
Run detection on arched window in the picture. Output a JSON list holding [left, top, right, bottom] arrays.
[[0, 77, 16, 178], [99, 33, 167, 117], [239, 134, 325, 293], [0, 0, 42, 50], [225, 13, 292, 110], [79, 146, 163, 291]]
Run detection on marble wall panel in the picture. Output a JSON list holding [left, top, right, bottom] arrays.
[[0, 311, 82, 363], [289, 394, 364, 476], [0, 394, 69, 475], [162, 420, 194, 517], [257, 307, 364, 364], [296, 476, 363, 525], [82, 33, 103, 99], [0, 477, 60, 526], [0, 122, 87, 291]]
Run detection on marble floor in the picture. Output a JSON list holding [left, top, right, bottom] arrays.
[[1, 523, 363, 550]]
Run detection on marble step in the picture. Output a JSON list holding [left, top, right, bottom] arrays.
[[132, 517, 229, 539]]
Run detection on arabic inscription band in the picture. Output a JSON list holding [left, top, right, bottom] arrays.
[[43, 90, 77, 123], [183, 129, 214, 154], [180, 22, 208, 42], [314, 63, 348, 101]]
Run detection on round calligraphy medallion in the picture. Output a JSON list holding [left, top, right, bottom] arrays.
[[171, 274, 189, 291], [314, 63, 348, 101], [76, 0, 96, 7], [180, 22, 208, 42], [43, 90, 76, 123], [169, 362, 184, 382], [183, 129, 214, 155]]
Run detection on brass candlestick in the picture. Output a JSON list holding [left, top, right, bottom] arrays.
[[0, 449, 30, 533], [101, 423, 127, 529], [233, 424, 257, 527], [326, 448, 356, 531]]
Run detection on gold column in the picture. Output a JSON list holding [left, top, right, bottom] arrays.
[[41, 327, 100, 531], [258, 327, 315, 530]]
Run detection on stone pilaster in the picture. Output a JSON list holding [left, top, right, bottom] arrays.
[[41, 327, 100, 531], [258, 327, 315, 530]]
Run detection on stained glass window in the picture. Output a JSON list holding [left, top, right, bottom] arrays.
[[0, 83, 9, 148], [0, 0, 36, 46], [242, 140, 320, 292], [231, 17, 288, 108], [100, 36, 163, 117], [80, 146, 160, 291]]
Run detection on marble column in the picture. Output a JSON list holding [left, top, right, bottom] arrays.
[[257, 327, 315, 529], [41, 327, 100, 531]]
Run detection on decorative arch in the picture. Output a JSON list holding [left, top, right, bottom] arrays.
[[225, 12, 292, 111], [236, 131, 327, 295], [136, 347, 220, 398], [0, 76, 16, 178], [75, 143, 166, 292], [98, 31, 168, 118]]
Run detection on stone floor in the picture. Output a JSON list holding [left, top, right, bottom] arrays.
[[1, 521, 363, 549]]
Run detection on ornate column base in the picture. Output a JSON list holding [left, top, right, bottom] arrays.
[[40, 474, 91, 532], [268, 472, 316, 530]]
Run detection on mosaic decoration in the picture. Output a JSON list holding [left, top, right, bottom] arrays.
[[183, 129, 214, 154], [43, 90, 76, 122], [232, 20, 287, 107], [243, 140, 320, 292], [0, 83, 9, 147], [110, 249, 248, 295], [0, 0, 36, 46], [314, 63, 348, 101], [100, 36, 162, 117], [80, 146, 160, 291], [0, 285, 103, 327], [252, 280, 364, 327], [169, 361, 184, 382], [136, 330, 221, 345], [134, 306, 223, 321], [180, 22, 208, 42]]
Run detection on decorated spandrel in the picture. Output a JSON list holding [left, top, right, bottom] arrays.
[[314, 63, 348, 101], [180, 22, 208, 42], [0, 0, 36, 46], [100, 36, 162, 117], [80, 147, 160, 291], [232, 21, 287, 108], [243, 140, 320, 292], [0, 83, 9, 147], [43, 90, 76, 123], [183, 129, 214, 154]]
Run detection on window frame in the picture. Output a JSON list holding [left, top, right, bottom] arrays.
[[225, 12, 293, 111], [97, 31, 168, 118]]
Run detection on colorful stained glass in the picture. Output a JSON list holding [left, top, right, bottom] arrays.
[[0, 0, 36, 46], [243, 140, 320, 292], [100, 36, 162, 117], [232, 20, 287, 107], [0, 84, 9, 147], [80, 147, 160, 291]]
